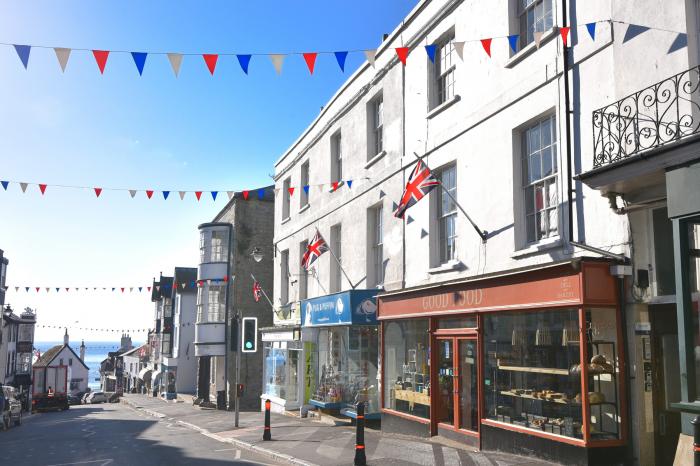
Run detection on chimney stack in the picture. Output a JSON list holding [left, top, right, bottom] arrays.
[[63, 328, 69, 345], [80, 340, 86, 361]]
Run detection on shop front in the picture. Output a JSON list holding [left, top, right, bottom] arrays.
[[301, 290, 380, 420], [378, 260, 628, 465], [260, 301, 304, 414]]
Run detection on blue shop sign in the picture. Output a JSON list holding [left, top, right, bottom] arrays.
[[302, 290, 378, 327]]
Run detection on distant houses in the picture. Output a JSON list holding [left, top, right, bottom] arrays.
[[33, 329, 89, 396]]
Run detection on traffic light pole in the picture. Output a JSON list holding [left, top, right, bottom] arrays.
[[234, 312, 241, 428]]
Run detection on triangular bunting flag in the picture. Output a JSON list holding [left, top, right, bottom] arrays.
[[54, 47, 71, 72], [14, 287, 18, 292], [211, 191, 218, 201], [45, 287, 50, 292], [347, 180, 353, 189], [162, 191, 170, 200], [65, 288, 69, 292], [243, 190, 249, 200], [147, 286, 151, 292], [258, 188, 265, 200], [303, 185, 310, 194], [560, 27, 570, 46], [274, 188, 280, 196], [481, 39, 492, 57], [13, 45, 31, 69], [146, 190, 154, 199], [227, 191, 234, 200], [586, 22, 597, 41], [424, 44, 436, 63], [130, 287, 133, 292], [223, 275, 229, 282], [56, 287, 60, 292], [168, 53, 183, 77], [179, 191, 186, 200], [112, 288, 115, 292], [129, 189, 137, 198], [508, 35, 519, 53], [364, 49, 376, 67], [39, 184, 47, 195], [395, 47, 409, 65], [453, 41, 465, 60], [332, 181, 339, 191], [269, 54, 285, 74], [237, 54, 251, 74], [120, 288, 125, 293], [35, 287, 40, 292], [203, 54, 218, 75], [94, 187, 102, 197], [20, 183, 28, 193], [92, 50, 109, 74], [303, 53, 317, 74], [195, 191, 202, 201], [138, 287, 142, 292], [131, 52, 148, 75], [1, 181, 8, 190], [334, 51, 348, 72], [288, 187, 295, 196], [25, 287, 29, 292], [534, 31, 543, 49], [181, 283, 186, 289]]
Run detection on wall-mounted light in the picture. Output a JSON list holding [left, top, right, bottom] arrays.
[[251, 247, 264, 263]]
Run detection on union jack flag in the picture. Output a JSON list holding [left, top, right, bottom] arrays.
[[301, 229, 329, 270], [253, 281, 263, 302], [394, 159, 441, 218]]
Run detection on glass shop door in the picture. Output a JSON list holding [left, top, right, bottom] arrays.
[[436, 337, 479, 434]]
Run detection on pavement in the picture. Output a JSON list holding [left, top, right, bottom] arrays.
[[0, 402, 285, 465], [121, 394, 558, 466]]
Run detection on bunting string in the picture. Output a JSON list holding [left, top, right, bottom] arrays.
[[7, 277, 234, 294], [3, 20, 670, 76]]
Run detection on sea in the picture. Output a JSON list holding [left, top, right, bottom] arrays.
[[34, 341, 141, 391]]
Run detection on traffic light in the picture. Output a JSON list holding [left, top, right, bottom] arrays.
[[241, 317, 258, 353]]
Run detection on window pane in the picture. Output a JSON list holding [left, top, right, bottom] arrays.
[[542, 147, 553, 177], [384, 319, 431, 419], [483, 309, 583, 439], [529, 153, 541, 182]]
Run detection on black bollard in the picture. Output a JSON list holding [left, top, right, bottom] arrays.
[[263, 399, 272, 441], [354, 402, 366, 466], [693, 415, 700, 466]]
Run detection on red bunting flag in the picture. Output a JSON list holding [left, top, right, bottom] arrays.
[[120, 287, 125, 293], [481, 39, 492, 57], [560, 27, 570, 46], [303, 53, 317, 74], [203, 54, 218, 75], [92, 50, 109, 74], [39, 184, 47, 195], [147, 286, 151, 292], [395, 47, 409, 65], [332, 181, 339, 191], [195, 191, 202, 201], [243, 190, 249, 200], [35, 287, 39, 292], [65, 288, 69, 292], [146, 190, 154, 199], [94, 187, 102, 198], [288, 187, 295, 196]]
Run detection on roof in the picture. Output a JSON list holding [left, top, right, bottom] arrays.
[[121, 344, 146, 358], [34, 344, 90, 371], [174, 267, 198, 293]]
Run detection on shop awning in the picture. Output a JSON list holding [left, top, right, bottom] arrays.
[[138, 368, 152, 381]]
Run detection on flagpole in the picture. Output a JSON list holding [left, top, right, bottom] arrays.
[[411, 152, 488, 242], [318, 228, 356, 290], [250, 274, 275, 312]]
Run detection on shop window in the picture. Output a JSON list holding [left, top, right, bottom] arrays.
[[309, 326, 379, 412], [383, 319, 431, 419], [484, 308, 623, 441], [263, 341, 301, 403], [437, 315, 477, 329], [687, 219, 700, 400]]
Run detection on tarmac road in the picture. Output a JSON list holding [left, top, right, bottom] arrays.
[[0, 402, 285, 466]]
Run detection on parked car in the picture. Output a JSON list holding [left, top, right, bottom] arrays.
[[86, 391, 108, 404], [81, 392, 91, 404], [1, 386, 22, 429], [67, 394, 82, 406]]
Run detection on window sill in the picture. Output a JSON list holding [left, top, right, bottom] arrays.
[[511, 237, 563, 259], [428, 259, 465, 275], [281, 216, 291, 225], [298, 204, 310, 214], [504, 28, 559, 69], [427, 95, 461, 120], [364, 150, 387, 169]]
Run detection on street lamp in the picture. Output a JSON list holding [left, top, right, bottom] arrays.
[[251, 247, 264, 263]]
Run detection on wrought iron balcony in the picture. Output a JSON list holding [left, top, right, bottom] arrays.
[[592, 65, 700, 168]]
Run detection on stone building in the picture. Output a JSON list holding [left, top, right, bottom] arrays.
[[272, 0, 700, 464], [195, 189, 274, 411]]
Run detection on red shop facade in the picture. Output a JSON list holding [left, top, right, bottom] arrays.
[[377, 260, 628, 465]]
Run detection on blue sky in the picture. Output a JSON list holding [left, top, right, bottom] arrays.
[[0, 0, 417, 342]]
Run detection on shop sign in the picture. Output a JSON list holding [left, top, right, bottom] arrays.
[[262, 331, 296, 342], [18, 323, 34, 342], [301, 290, 378, 327]]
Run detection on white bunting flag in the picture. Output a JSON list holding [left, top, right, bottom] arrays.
[[274, 188, 280, 196], [14, 287, 18, 292], [317, 184, 325, 193], [45, 287, 50, 292], [181, 283, 186, 289], [364, 49, 376, 67], [227, 191, 234, 200], [54, 47, 71, 72], [534, 31, 543, 49], [168, 53, 183, 77], [453, 41, 465, 60], [269, 54, 285, 74], [129, 190, 137, 198], [20, 182, 28, 193], [156, 285, 160, 292], [130, 287, 133, 292], [179, 191, 186, 200]]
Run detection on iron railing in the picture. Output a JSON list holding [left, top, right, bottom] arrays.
[[592, 65, 700, 168]]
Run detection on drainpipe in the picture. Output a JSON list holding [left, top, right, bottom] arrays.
[[562, 0, 575, 243]]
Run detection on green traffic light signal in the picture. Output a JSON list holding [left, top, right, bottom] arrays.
[[245, 341, 252, 349]]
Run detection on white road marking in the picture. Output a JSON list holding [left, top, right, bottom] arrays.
[[235, 450, 241, 460], [214, 448, 237, 452], [45, 460, 114, 466]]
